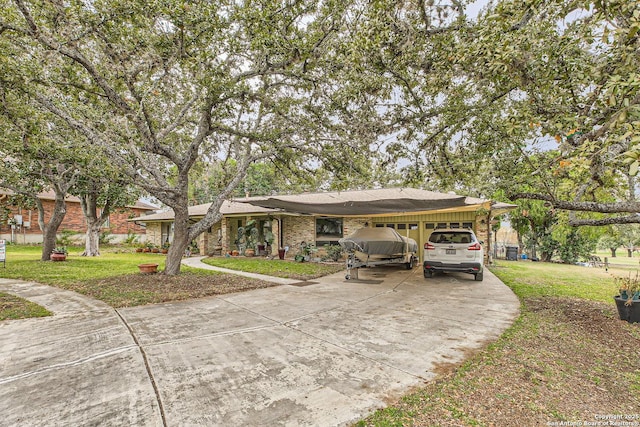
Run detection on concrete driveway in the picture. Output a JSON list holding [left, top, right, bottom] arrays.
[[0, 265, 519, 426]]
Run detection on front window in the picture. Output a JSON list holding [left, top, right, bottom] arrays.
[[316, 217, 343, 246]]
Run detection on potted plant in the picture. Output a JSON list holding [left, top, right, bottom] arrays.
[[242, 220, 259, 256], [614, 273, 640, 324], [137, 263, 159, 274], [143, 242, 153, 253], [51, 246, 67, 262], [161, 242, 170, 254]]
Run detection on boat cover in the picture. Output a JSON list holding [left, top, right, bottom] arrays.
[[339, 227, 418, 255]]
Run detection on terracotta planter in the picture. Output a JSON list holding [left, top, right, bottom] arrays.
[[143, 248, 151, 253], [151, 248, 160, 253], [51, 253, 66, 262], [245, 248, 255, 257], [138, 263, 159, 274], [135, 248, 143, 253], [232, 250, 239, 256], [278, 248, 286, 260], [161, 249, 168, 254]]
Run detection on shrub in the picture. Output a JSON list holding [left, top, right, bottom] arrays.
[[323, 244, 343, 262], [56, 230, 79, 246]]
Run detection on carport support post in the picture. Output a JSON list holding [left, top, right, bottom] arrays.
[[351, 267, 359, 280]]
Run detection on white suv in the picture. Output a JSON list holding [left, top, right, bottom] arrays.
[[423, 229, 484, 281]]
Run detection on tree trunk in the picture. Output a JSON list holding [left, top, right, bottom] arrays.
[[163, 207, 192, 275], [83, 222, 102, 256], [628, 248, 633, 257], [610, 248, 617, 257], [79, 193, 111, 256], [38, 194, 67, 261]]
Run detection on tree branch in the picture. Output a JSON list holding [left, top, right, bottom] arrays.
[[510, 192, 640, 214], [569, 215, 640, 226]]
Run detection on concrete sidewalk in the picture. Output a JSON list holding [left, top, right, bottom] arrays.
[[0, 266, 519, 426], [181, 256, 302, 285]]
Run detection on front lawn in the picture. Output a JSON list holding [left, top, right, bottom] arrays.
[[0, 292, 52, 320], [0, 245, 343, 314], [0, 245, 271, 310], [357, 260, 640, 426]]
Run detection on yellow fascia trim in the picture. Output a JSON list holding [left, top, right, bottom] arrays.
[[337, 203, 490, 218]]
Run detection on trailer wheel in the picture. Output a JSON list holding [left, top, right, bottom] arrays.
[[345, 274, 351, 280], [405, 257, 414, 269]]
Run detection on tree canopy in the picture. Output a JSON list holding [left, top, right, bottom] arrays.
[[2, 0, 639, 270]]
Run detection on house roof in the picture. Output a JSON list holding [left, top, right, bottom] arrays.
[[243, 188, 489, 216], [130, 188, 517, 222], [0, 189, 158, 211], [131, 200, 279, 222]]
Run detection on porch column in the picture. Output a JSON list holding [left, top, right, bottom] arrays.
[[220, 217, 229, 254], [198, 230, 208, 256], [272, 216, 281, 252]]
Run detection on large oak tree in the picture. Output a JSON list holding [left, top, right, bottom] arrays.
[[2, 0, 376, 274]]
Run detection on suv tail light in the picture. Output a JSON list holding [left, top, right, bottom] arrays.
[[467, 242, 482, 251], [424, 242, 435, 250]]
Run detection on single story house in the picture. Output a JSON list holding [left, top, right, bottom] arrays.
[[134, 188, 515, 264], [0, 190, 158, 244]]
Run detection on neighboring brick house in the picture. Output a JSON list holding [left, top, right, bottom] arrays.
[[0, 190, 157, 244], [133, 188, 515, 265]]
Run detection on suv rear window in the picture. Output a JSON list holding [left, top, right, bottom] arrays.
[[428, 231, 474, 244]]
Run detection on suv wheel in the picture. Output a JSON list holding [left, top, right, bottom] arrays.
[[423, 269, 433, 278], [474, 272, 483, 281]]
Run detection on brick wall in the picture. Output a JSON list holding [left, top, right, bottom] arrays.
[[475, 214, 490, 265], [282, 216, 315, 256], [343, 217, 371, 236], [198, 223, 223, 255], [145, 222, 162, 247], [0, 199, 149, 243]]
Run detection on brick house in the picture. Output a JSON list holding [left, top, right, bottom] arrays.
[[134, 188, 515, 264], [0, 190, 157, 244]]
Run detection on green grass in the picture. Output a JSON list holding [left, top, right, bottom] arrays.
[[356, 260, 640, 426], [201, 256, 343, 279], [490, 259, 624, 302], [0, 244, 167, 285], [0, 244, 343, 315], [0, 292, 52, 320]]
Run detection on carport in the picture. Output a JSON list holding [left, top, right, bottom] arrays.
[[246, 188, 517, 263]]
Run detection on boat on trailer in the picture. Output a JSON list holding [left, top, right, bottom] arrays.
[[338, 227, 418, 280]]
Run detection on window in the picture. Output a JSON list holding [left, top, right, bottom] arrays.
[[409, 223, 418, 230], [386, 224, 395, 228], [375, 223, 384, 227], [425, 223, 435, 229], [449, 222, 460, 229], [397, 223, 407, 230], [316, 217, 343, 245], [462, 222, 473, 229], [436, 223, 447, 229]]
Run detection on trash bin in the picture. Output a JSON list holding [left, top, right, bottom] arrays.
[[506, 246, 518, 261]]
